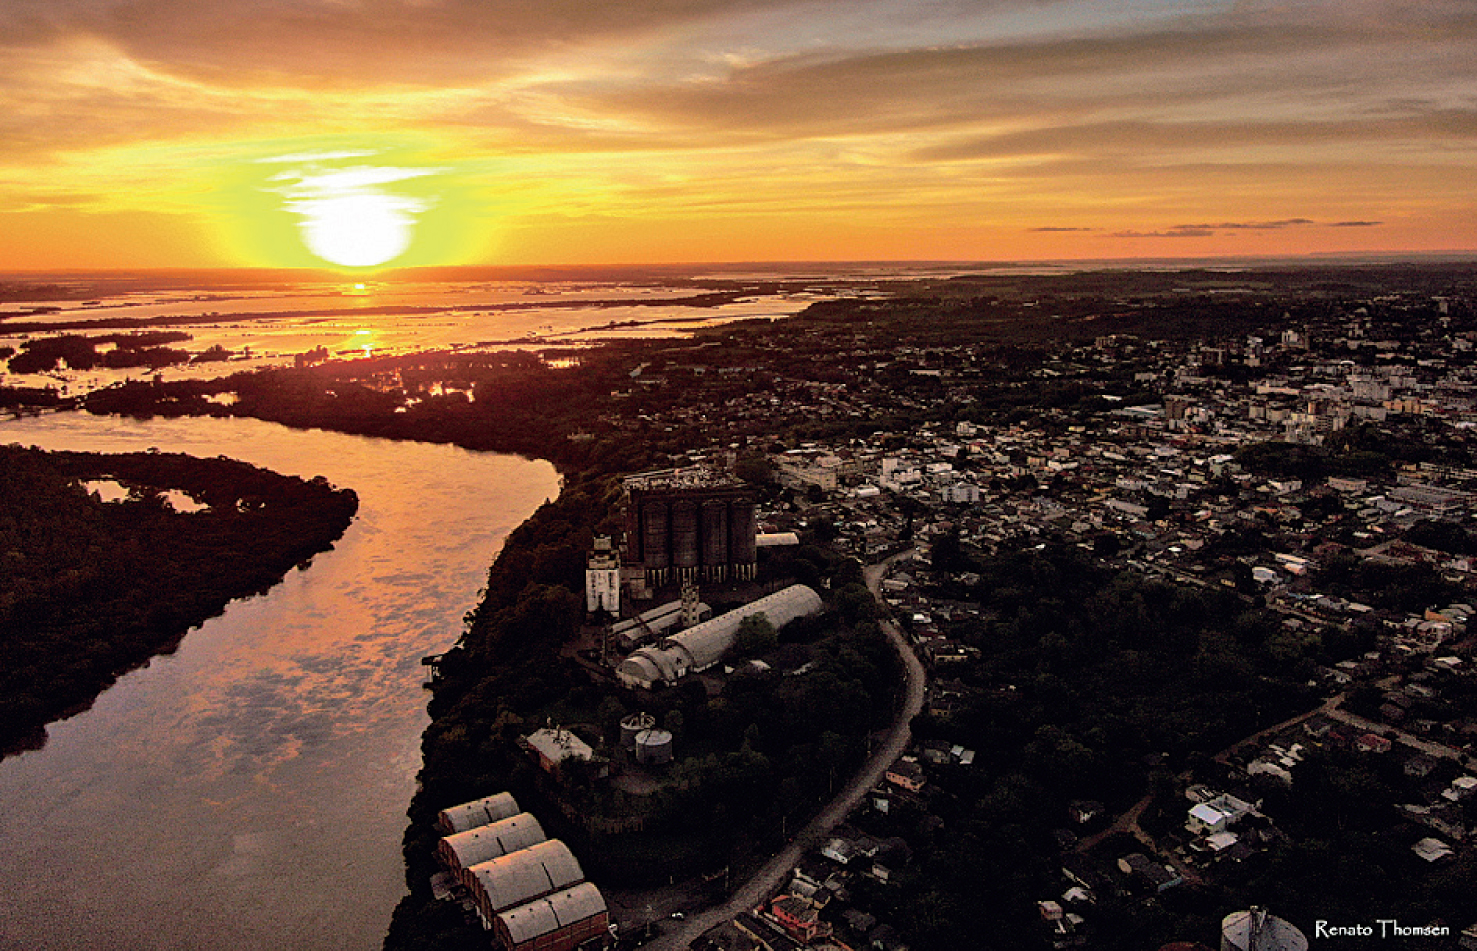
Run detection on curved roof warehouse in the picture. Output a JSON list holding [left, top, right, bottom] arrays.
[[616, 584, 823, 689], [436, 791, 519, 835], [467, 839, 586, 925], [433, 793, 610, 951], [495, 882, 609, 951], [436, 813, 547, 888]]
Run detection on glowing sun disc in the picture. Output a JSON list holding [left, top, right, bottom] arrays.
[[297, 193, 419, 268], [268, 159, 436, 269]]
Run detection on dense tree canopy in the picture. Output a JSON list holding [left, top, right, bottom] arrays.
[[0, 445, 357, 755]]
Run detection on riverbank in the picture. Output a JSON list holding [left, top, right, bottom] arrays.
[[0, 414, 560, 951]]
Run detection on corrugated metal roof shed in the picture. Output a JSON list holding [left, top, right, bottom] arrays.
[[615, 653, 666, 688], [666, 584, 822, 671], [525, 728, 593, 765], [440, 813, 546, 872], [437, 792, 519, 835], [497, 882, 607, 944], [615, 584, 823, 687], [469, 839, 585, 915]]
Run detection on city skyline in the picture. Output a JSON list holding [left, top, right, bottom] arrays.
[[2, 0, 1475, 269]]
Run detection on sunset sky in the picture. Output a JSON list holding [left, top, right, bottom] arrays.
[[2, 0, 1474, 270]]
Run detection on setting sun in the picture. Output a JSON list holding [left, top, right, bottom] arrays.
[[271, 161, 432, 269], [295, 192, 420, 267]]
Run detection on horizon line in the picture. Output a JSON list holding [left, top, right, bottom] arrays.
[[4, 250, 1477, 279]]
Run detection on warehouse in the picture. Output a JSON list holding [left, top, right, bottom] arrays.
[[466, 839, 586, 928], [608, 597, 709, 651], [615, 584, 823, 688], [437, 813, 547, 889], [436, 792, 520, 836], [494, 882, 609, 951]]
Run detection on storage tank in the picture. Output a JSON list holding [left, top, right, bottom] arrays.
[[642, 501, 669, 569], [619, 712, 656, 749], [1221, 909, 1308, 951], [672, 500, 699, 569], [728, 500, 757, 564], [634, 729, 674, 766], [701, 501, 729, 567]]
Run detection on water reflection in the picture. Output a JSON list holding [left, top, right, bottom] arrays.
[[0, 413, 559, 951]]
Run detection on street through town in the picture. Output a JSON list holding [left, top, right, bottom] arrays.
[[644, 551, 925, 950]]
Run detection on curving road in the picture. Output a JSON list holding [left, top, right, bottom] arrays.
[[644, 551, 926, 951]]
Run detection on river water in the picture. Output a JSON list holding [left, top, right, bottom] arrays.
[[0, 412, 560, 951]]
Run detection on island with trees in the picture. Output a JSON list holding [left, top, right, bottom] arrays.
[[0, 445, 358, 756]]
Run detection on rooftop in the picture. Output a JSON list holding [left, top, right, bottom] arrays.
[[623, 465, 744, 492]]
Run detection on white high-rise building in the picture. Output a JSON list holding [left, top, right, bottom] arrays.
[[585, 536, 620, 614]]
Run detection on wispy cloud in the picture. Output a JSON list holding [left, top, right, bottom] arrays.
[[1112, 228, 1217, 239], [1186, 219, 1316, 231], [0, 0, 1472, 263]]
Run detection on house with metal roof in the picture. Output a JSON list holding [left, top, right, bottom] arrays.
[[1186, 793, 1256, 836], [525, 727, 594, 773]]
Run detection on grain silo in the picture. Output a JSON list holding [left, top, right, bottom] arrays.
[[672, 499, 700, 575], [623, 467, 757, 588], [641, 500, 669, 571], [619, 712, 656, 749], [1221, 909, 1308, 951], [634, 729, 674, 766], [701, 500, 729, 569], [728, 498, 757, 573]]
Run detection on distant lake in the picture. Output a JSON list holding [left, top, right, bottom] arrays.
[[0, 412, 560, 951]]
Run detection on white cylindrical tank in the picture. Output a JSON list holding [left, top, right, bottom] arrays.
[[1221, 909, 1308, 951], [620, 713, 656, 749], [634, 729, 674, 766]]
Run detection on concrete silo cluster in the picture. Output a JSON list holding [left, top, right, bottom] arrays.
[[621, 467, 758, 590]]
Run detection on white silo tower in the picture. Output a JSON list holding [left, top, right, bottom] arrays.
[[1221, 908, 1308, 951]]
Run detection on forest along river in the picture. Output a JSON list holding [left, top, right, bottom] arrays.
[[0, 412, 559, 951]]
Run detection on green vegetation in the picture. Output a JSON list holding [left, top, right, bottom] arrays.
[[0, 445, 357, 755], [1314, 552, 1463, 614], [881, 543, 1315, 950], [1241, 747, 1477, 933], [1233, 421, 1477, 481], [6, 332, 196, 374], [732, 613, 778, 657], [385, 477, 899, 951]]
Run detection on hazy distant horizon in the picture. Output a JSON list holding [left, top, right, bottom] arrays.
[[4, 251, 1477, 286]]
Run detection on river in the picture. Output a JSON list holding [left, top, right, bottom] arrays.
[[0, 412, 561, 951]]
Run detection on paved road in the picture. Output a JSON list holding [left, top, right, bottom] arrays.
[[1325, 706, 1469, 763], [644, 551, 926, 951], [1212, 686, 1470, 768]]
